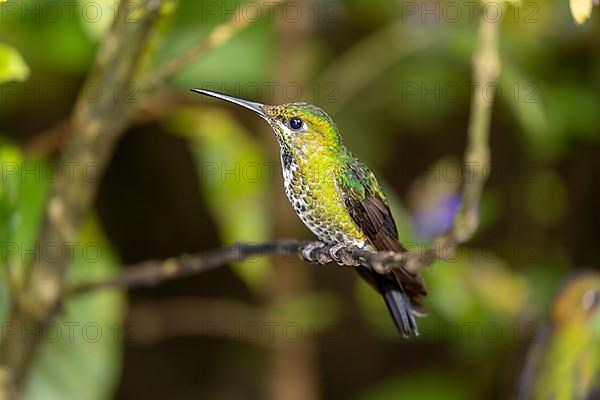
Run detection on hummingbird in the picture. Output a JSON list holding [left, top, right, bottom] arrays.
[[191, 89, 427, 337], [517, 271, 600, 399]]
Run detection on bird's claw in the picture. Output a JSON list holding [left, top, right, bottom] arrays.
[[328, 243, 359, 265], [328, 243, 345, 264], [301, 241, 359, 266]]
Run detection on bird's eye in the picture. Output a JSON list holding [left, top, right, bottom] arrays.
[[289, 117, 303, 131]]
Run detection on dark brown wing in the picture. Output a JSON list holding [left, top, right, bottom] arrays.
[[359, 195, 405, 252], [336, 159, 427, 300], [335, 159, 402, 251]]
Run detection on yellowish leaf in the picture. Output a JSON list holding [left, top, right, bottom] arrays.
[[570, 0, 594, 24], [0, 43, 30, 83]]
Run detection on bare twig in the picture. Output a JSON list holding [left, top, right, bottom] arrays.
[[68, 240, 438, 296], [414, 5, 503, 272], [70, 241, 302, 295]]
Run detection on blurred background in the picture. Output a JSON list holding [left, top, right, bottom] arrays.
[[1, 0, 600, 399]]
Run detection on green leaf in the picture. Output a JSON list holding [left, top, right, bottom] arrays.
[[570, 0, 594, 24], [499, 64, 552, 157], [0, 272, 8, 329], [0, 43, 30, 83], [0, 141, 21, 248], [0, 141, 21, 325], [5, 156, 51, 287]]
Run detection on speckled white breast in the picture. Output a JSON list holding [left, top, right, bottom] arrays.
[[280, 149, 366, 247]]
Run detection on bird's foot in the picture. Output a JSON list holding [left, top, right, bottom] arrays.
[[328, 243, 360, 266]]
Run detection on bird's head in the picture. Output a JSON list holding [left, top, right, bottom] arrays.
[[192, 89, 343, 158]]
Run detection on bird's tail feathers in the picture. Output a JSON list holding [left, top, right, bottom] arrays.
[[372, 271, 419, 338]]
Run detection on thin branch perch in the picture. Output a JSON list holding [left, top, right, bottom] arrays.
[[68, 241, 438, 296], [70, 241, 304, 294]]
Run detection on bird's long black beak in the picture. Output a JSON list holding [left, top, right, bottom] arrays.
[[191, 89, 267, 119]]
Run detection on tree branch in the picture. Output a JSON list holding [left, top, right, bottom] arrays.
[[25, 0, 166, 314], [70, 241, 303, 295], [68, 241, 438, 296]]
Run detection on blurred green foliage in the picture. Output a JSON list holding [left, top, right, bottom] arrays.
[[23, 219, 124, 400], [355, 372, 475, 400], [168, 108, 273, 291], [0, 152, 124, 399]]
